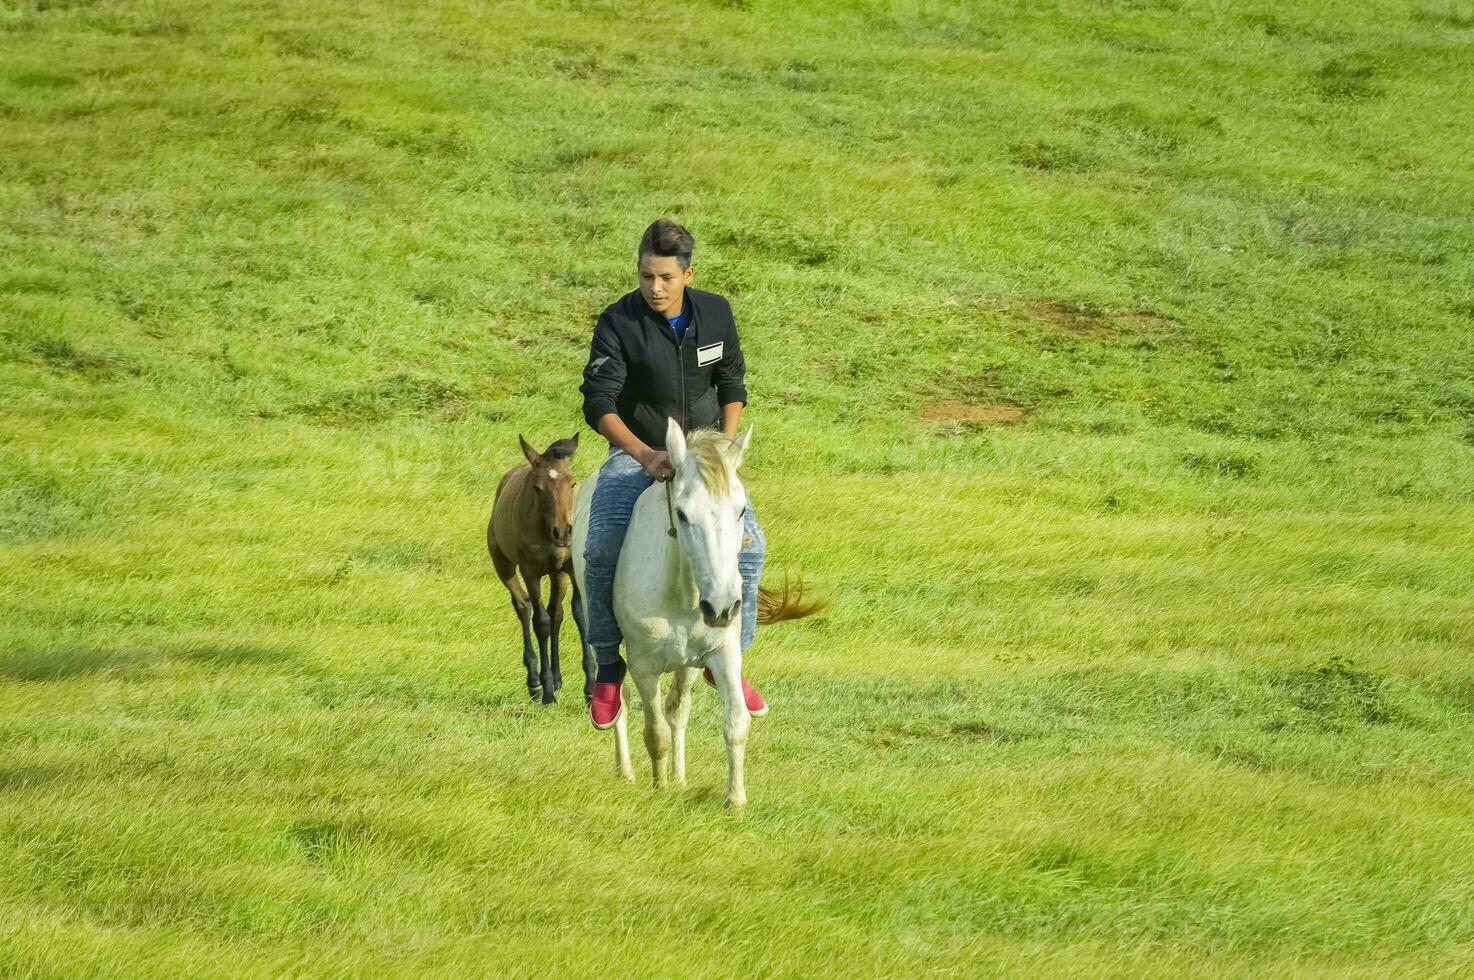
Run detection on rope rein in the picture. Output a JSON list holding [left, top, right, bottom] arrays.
[[664, 480, 677, 537]]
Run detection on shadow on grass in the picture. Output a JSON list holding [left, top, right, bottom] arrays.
[[0, 644, 298, 681], [0, 764, 73, 793]]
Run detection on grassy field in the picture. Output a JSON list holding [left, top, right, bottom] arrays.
[[4, 0, 1474, 975]]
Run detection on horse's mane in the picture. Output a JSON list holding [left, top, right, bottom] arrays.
[[684, 429, 735, 497]]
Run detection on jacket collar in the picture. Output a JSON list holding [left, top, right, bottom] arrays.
[[637, 289, 699, 348]]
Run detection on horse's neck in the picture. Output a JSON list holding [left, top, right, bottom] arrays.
[[633, 484, 698, 607]]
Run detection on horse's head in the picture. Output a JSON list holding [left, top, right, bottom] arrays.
[[519, 432, 579, 549], [663, 417, 752, 630]]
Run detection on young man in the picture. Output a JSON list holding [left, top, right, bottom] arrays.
[[578, 218, 768, 730]]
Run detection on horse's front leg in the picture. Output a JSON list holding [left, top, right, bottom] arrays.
[[569, 575, 595, 705], [613, 693, 634, 783], [548, 570, 569, 693], [491, 547, 538, 700], [707, 643, 750, 808], [522, 566, 555, 705], [664, 666, 697, 787], [629, 663, 670, 789]]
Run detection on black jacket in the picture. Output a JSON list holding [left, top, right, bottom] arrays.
[[579, 287, 748, 451]]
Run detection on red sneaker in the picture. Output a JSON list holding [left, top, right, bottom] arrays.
[[702, 667, 768, 717], [589, 681, 623, 730]]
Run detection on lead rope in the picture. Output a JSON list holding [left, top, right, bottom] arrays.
[[664, 480, 677, 538]]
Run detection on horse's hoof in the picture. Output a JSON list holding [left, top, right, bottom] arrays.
[[540, 691, 557, 706], [724, 794, 747, 809], [528, 686, 542, 701], [553, 676, 564, 692]]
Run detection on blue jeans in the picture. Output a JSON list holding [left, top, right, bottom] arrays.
[[583, 447, 765, 666]]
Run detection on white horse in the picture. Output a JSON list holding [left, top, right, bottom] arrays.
[[572, 418, 792, 807]]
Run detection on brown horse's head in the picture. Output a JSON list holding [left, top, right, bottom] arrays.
[[519, 433, 579, 549]]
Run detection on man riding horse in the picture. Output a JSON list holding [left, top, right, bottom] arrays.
[[578, 218, 769, 730]]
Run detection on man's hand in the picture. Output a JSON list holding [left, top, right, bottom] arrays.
[[597, 414, 674, 481], [637, 447, 675, 482]]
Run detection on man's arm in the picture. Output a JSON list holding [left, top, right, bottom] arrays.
[[712, 305, 748, 414], [595, 412, 672, 481], [714, 302, 747, 440], [580, 311, 626, 434], [721, 401, 743, 439], [581, 318, 675, 481]]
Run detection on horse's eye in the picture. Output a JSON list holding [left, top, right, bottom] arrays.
[[676, 509, 688, 522]]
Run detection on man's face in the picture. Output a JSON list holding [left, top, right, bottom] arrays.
[[638, 253, 693, 318]]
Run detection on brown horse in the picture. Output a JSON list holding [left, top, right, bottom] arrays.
[[487, 433, 593, 705]]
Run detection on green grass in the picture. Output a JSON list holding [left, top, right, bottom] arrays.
[[4, 0, 1474, 975]]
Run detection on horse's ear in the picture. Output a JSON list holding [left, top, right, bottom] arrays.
[[518, 435, 539, 466], [727, 425, 753, 469], [664, 417, 687, 468], [567, 432, 579, 455]]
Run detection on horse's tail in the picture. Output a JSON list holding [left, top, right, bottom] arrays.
[[756, 574, 828, 625]]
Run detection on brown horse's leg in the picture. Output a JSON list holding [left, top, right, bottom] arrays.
[[493, 546, 539, 700], [548, 569, 569, 694], [522, 565, 555, 705], [568, 573, 594, 704]]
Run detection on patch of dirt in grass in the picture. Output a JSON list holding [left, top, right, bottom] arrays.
[[1118, 307, 1180, 331], [917, 399, 1031, 426], [1022, 299, 1114, 336], [550, 54, 621, 85], [867, 720, 1036, 749], [1017, 299, 1180, 339]]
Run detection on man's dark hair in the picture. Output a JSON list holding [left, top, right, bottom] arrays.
[[638, 219, 695, 270]]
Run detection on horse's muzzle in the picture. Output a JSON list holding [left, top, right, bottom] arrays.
[[700, 598, 741, 628]]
